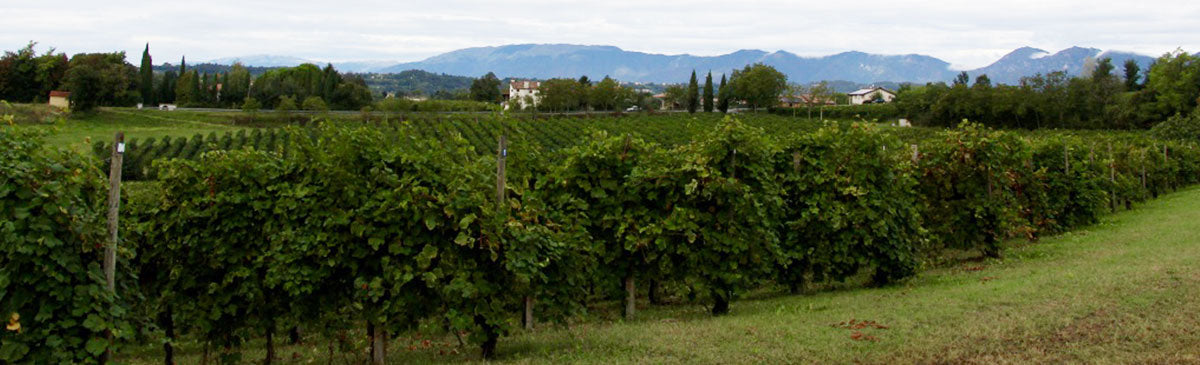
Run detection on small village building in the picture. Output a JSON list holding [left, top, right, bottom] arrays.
[[48, 91, 70, 109], [507, 80, 541, 110], [847, 87, 896, 105]]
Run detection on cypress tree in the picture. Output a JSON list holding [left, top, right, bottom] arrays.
[[221, 72, 229, 105], [703, 71, 714, 113], [686, 70, 699, 114], [322, 64, 338, 100], [159, 71, 176, 104], [717, 74, 729, 113], [140, 43, 155, 106], [192, 70, 201, 105]]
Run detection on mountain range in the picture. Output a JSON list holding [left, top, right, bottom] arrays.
[[205, 44, 1157, 85]]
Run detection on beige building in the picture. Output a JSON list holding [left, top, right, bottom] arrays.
[[847, 87, 896, 105], [48, 91, 70, 109], [507, 80, 541, 110]]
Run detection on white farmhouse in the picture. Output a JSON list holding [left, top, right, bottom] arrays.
[[847, 87, 896, 105], [507, 80, 541, 110]]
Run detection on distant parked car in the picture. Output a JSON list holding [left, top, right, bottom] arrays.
[[625, 106, 640, 112]]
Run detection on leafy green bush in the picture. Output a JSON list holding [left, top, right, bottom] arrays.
[[644, 117, 784, 315], [1151, 110, 1200, 142], [1, 127, 128, 363], [777, 122, 923, 288], [916, 122, 1030, 257]]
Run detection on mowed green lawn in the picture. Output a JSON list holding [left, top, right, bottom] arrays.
[[123, 186, 1200, 364], [17, 107, 247, 152]]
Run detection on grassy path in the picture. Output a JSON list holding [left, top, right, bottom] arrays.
[[441, 186, 1200, 364], [125, 187, 1200, 364]]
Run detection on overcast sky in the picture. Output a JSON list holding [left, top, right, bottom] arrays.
[[3, 0, 1197, 70]]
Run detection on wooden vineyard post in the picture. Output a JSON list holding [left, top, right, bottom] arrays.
[[623, 275, 636, 320], [1064, 145, 1070, 175], [911, 144, 919, 164], [794, 151, 802, 172], [1164, 145, 1171, 191], [104, 132, 124, 363], [497, 134, 507, 203], [1141, 149, 1147, 191], [496, 134, 532, 330]]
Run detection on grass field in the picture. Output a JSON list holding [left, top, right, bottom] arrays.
[[120, 186, 1200, 364], [17, 107, 248, 152]]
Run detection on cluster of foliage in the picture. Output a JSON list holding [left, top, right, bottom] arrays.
[[0, 42, 379, 112], [527, 76, 649, 112], [361, 69, 475, 99], [777, 124, 924, 288], [0, 42, 70, 104], [916, 122, 1199, 257], [726, 63, 788, 111], [0, 127, 129, 362], [0, 101, 66, 125], [247, 63, 373, 111], [660, 64, 789, 112], [895, 51, 1200, 130], [124, 125, 587, 361], [468, 72, 502, 103], [91, 129, 295, 181], [91, 114, 835, 180], [1151, 109, 1200, 141], [43, 113, 1200, 362]]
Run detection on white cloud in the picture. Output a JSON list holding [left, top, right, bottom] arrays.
[[2, 0, 1197, 68]]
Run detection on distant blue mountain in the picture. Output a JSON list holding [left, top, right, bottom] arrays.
[[965, 46, 1155, 84], [377, 44, 955, 84], [206, 54, 313, 68], [210, 44, 1158, 85]]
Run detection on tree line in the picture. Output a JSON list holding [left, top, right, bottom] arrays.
[[894, 50, 1200, 129], [0, 42, 374, 112]]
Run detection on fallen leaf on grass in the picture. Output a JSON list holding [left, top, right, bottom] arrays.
[[850, 331, 879, 341], [832, 319, 889, 330]]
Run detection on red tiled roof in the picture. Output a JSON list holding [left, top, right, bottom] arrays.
[[49, 90, 71, 97]]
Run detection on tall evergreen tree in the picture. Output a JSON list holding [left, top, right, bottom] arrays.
[[179, 56, 186, 75], [159, 70, 177, 103], [192, 70, 202, 105], [686, 70, 699, 113], [717, 74, 729, 113], [139, 43, 154, 105], [220, 72, 229, 104], [321, 63, 338, 101], [703, 71, 714, 112], [174, 70, 194, 105], [953, 71, 969, 86], [1123, 59, 1141, 91]]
